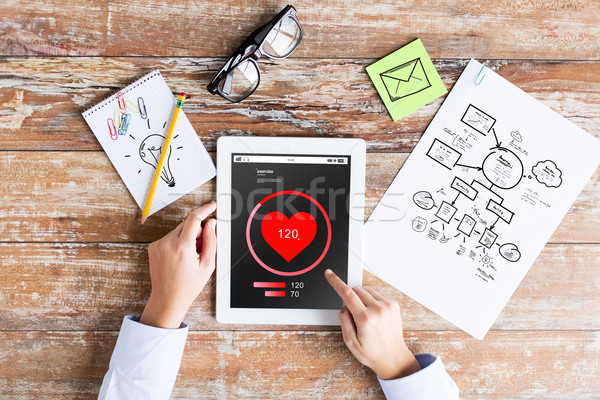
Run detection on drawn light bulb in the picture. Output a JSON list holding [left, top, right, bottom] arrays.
[[139, 134, 175, 187]]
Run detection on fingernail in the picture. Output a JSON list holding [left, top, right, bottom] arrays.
[[325, 269, 333, 275], [210, 219, 216, 228]]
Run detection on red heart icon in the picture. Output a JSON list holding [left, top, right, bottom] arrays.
[[261, 211, 317, 262]]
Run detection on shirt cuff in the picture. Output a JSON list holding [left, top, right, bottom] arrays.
[[377, 354, 459, 400], [98, 315, 189, 400]]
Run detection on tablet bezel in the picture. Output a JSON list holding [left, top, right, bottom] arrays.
[[216, 136, 365, 325]]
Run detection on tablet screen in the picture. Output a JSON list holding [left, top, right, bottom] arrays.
[[230, 153, 351, 309]]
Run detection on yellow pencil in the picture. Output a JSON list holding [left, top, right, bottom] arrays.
[[140, 92, 186, 225]]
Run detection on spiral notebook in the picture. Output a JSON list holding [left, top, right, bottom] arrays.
[[82, 70, 216, 216]]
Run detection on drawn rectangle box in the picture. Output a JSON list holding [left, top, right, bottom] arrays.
[[435, 201, 457, 224], [461, 104, 496, 135], [426, 138, 462, 170], [471, 180, 503, 205], [486, 199, 514, 224], [457, 215, 476, 236], [450, 177, 478, 200], [479, 228, 498, 249]]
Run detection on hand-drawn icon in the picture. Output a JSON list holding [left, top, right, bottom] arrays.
[[379, 58, 432, 102], [510, 130, 522, 142], [261, 211, 317, 262], [139, 134, 176, 187], [479, 228, 498, 249], [439, 235, 449, 244], [435, 201, 457, 224], [413, 191, 435, 210], [499, 243, 521, 262], [461, 104, 496, 135], [486, 199, 514, 226], [426, 138, 462, 170], [482, 147, 524, 189], [481, 254, 491, 265], [412, 216, 428, 232], [457, 214, 476, 236], [427, 227, 440, 240], [531, 160, 562, 188], [451, 177, 478, 201]]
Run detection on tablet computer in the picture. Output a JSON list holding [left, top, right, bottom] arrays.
[[216, 137, 365, 325]]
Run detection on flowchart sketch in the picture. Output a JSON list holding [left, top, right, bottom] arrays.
[[363, 59, 600, 340]]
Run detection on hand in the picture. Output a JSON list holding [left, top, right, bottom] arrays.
[[325, 269, 421, 380], [140, 202, 217, 329]]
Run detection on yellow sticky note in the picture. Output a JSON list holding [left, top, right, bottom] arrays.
[[366, 39, 447, 121]]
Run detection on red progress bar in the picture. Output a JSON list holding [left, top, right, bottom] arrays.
[[265, 291, 286, 297], [254, 282, 286, 288]]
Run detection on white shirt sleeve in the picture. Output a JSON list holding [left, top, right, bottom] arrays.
[[378, 354, 459, 400], [98, 315, 188, 400]]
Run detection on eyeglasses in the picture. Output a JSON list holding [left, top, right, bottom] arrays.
[[207, 5, 303, 102]]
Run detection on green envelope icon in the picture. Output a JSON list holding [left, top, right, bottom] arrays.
[[367, 38, 447, 121], [379, 58, 431, 102]]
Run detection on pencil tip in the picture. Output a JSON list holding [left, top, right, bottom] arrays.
[[141, 215, 147, 225]]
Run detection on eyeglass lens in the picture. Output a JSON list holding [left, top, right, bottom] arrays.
[[218, 59, 260, 101], [262, 16, 302, 58], [217, 14, 302, 101]]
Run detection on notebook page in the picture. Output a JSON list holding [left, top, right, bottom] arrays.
[[363, 59, 600, 339], [83, 70, 216, 216]]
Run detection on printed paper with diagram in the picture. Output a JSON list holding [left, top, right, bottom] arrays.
[[363, 59, 600, 339]]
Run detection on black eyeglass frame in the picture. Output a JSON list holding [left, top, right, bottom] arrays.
[[207, 5, 303, 102]]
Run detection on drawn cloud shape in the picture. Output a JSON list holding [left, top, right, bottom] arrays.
[[510, 130, 522, 142], [413, 191, 435, 210], [499, 243, 521, 262], [532, 160, 562, 188]]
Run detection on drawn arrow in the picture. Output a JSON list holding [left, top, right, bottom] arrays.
[[455, 163, 482, 171], [490, 215, 500, 230], [492, 128, 501, 147], [451, 192, 460, 205]]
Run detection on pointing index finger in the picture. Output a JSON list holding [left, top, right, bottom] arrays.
[[325, 269, 365, 314]]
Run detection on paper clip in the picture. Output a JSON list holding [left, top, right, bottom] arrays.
[[124, 98, 139, 114], [107, 118, 118, 140], [474, 65, 487, 86], [114, 107, 122, 129], [137, 97, 147, 119], [117, 92, 126, 113], [118, 113, 132, 135]]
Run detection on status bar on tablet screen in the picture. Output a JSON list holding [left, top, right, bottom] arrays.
[[233, 155, 348, 165]]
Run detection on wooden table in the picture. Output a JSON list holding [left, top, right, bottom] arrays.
[[1, 1, 599, 398]]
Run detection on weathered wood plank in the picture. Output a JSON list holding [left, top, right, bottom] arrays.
[[0, 242, 598, 331], [0, 58, 599, 151], [0, 151, 598, 243], [0, 330, 598, 399], [1, 0, 600, 60]]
